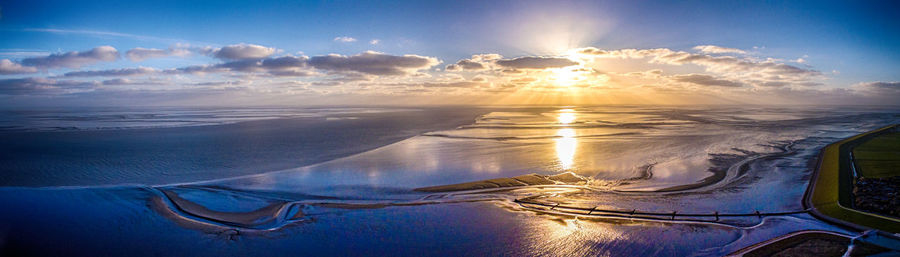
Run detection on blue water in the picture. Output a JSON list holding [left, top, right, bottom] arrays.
[[1, 106, 898, 256]]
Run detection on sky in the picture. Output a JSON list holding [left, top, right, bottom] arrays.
[[0, 0, 898, 107]]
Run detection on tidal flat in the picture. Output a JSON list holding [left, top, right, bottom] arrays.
[[1, 106, 899, 256]]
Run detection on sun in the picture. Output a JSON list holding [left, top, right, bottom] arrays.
[[548, 58, 591, 88], [551, 68, 581, 87]]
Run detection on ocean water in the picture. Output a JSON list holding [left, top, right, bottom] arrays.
[[1, 106, 898, 256]]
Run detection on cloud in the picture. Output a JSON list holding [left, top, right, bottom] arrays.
[[125, 45, 208, 62], [165, 64, 223, 75], [334, 37, 357, 43], [359, 81, 487, 90], [191, 80, 252, 88], [446, 54, 502, 71], [20, 46, 119, 68], [213, 43, 276, 60], [446, 59, 487, 71], [0, 59, 38, 74], [753, 81, 790, 88], [495, 56, 578, 69], [576, 47, 608, 55], [125, 48, 169, 61], [261, 56, 313, 76], [0, 76, 172, 95], [369, 39, 380, 45], [308, 51, 440, 76], [98, 78, 168, 86], [693, 45, 746, 54], [855, 81, 900, 93], [214, 56, 310, 75], [101, 78, 132, 85], [0, 77, 97, 95], [64, 67, 158, 77], [208, 57, 312, 75], [0, 78, 60, 95], [216, 59, 266, 72], [577, 47, 821, 87], [419, 81, 487, 88], [510, 77, 537, 84], [261, 56, 308, 69], [5, 43, 893, 106], [501, 69, 525, 75], [161, 55, 313, 77], [672, 74, 744, 87]]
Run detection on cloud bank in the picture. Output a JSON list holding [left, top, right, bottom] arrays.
[[1, 43, 897, 106], [21, 46, 119, 68]]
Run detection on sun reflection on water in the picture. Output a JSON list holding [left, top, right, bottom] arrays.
[[557, 109, 576, 124], [555, 109, 577, 170]]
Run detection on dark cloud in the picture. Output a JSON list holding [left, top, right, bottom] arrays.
[[308, 51, 440, 76], [213, 44, 276, 60], [216, 59, 265, 72], [21, 46, 119, 68], [260, 56, 310, 76], [102, 78, 132, 85], [856, 81, 900, 93], [755, 81, 789, 87], [162, 52, 433, 77], [126, 48, 170, 61], [261, 56, 308, 69], [216, 56, 310, 75], [576, 47, 608, 55], [501, 69, 524, 74], [672, 74, 744, 87], [864, 81, 900, 89], [267, 70, 316, 77], [446, 59, 486, 71], [43, 49, 431, 80], [495, 57, 578, 69], [165, 64, 224, 75], [161, 56, 312, 77], [64, 67, 158, 77], [0, 77, 98, 95], [0, 59, 37, 74]]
